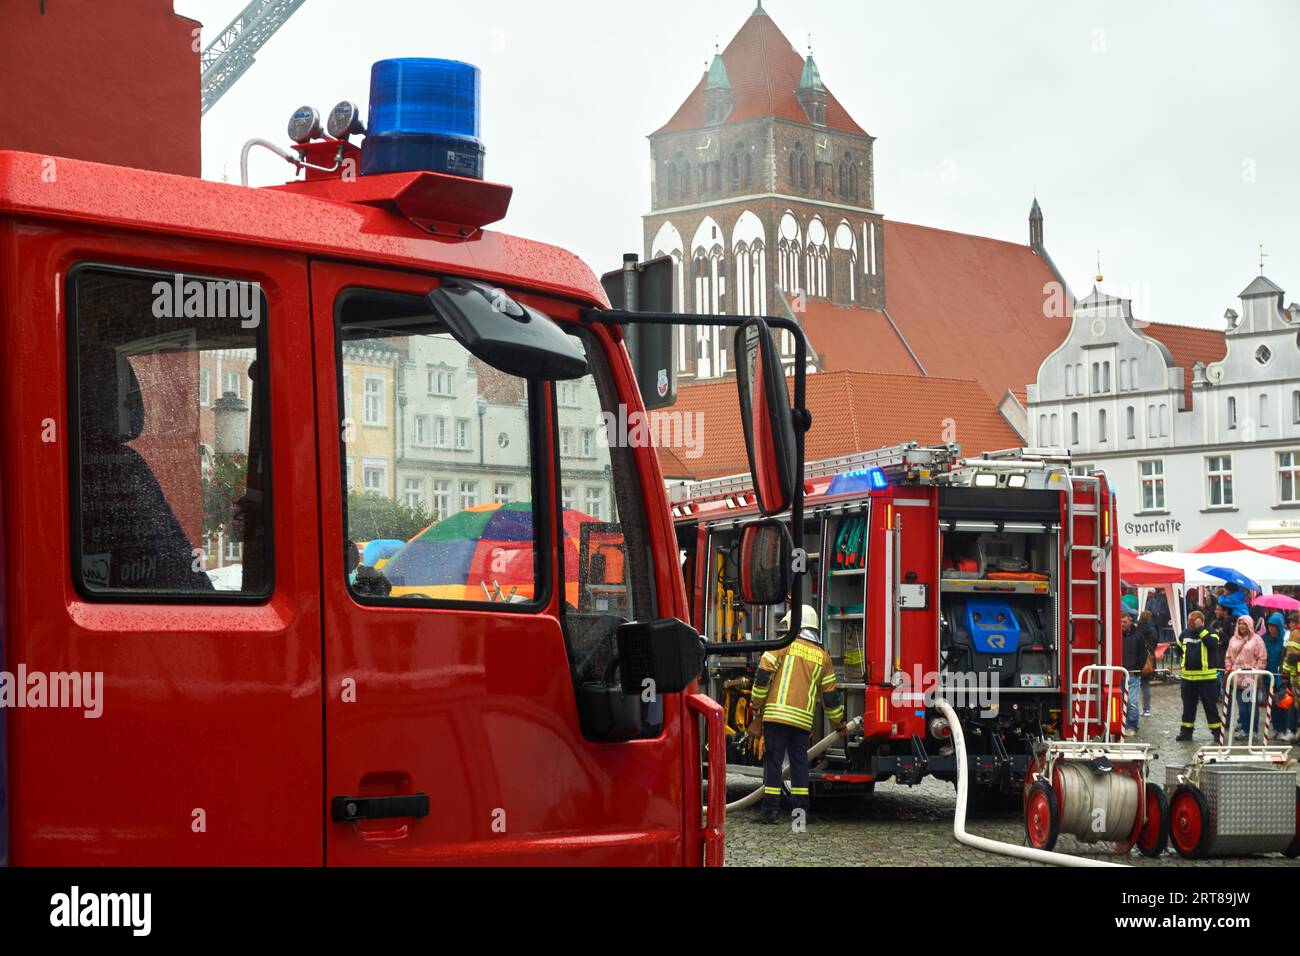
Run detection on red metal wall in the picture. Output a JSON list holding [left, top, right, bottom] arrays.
[[0, 0, 201, 176]]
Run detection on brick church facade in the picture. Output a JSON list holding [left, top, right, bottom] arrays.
[[644, 5, 1084, 481]]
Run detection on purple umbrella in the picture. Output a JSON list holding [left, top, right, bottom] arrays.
[[1253, 593, 1300, 611]]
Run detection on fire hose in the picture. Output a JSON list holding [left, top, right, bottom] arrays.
[[724, 716, 865, 812], [934, 698, 1125, 867]]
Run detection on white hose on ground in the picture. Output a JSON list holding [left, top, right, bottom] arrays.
[[724, 716, 865, 812], [934, 698, 1125, 867]]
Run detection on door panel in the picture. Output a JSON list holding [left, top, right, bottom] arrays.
[[311, 262, 686, 866], [6, 225, 322, 864]]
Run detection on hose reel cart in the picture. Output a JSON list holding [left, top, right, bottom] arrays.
[[1165, 669, 1300, 859], [1024, 666, 1169, 857]]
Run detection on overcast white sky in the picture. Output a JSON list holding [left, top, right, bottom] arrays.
[[179, 0, 1298, 330]]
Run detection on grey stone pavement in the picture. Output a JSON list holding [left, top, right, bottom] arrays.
[[724, 680, 1300, 867]]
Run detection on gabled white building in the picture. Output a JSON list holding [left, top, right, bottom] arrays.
[[1026, 275, 1300, 551]]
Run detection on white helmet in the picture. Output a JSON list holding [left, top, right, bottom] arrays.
[[778, 604, 820, 635]]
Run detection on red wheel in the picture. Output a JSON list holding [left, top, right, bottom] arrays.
[[1025, 781, 1060, 851], [1169, 784, 1210, 859], [1137, 782, 1170, 858], [1022, 755, 1040, 816], [1285, 787, 1300, 859]]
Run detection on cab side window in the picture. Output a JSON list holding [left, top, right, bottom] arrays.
[[559, 331, 660, 738], [335, 289, 544, 607], [70, 266, 272, 598]]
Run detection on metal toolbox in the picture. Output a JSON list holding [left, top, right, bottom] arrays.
[[1167, 763, 1297, 856]]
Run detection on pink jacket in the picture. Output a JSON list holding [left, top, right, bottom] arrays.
[[1225, 615, 1267, 690]]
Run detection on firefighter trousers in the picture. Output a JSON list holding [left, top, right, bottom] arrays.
[[761, 721, 810, 814], [1180, 679, 1222, 734]]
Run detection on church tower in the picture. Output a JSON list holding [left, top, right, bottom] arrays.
[[644, 4, 885, 380]]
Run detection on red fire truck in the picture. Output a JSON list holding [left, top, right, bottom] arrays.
[[0, 57, 824, 866], [674, 442, 1124, 805]]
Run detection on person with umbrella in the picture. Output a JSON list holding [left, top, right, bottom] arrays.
[[1215, 580, 1251, 619]]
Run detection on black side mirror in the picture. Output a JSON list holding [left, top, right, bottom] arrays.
[[429, 278, 588, 380], [739, 519, 793, 606], [734, 319, 797, 515], [615, 617, 705, 696]]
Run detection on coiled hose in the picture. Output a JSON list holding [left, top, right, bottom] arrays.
[[934, 698, 1125, 867]]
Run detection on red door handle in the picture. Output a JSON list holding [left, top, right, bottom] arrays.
[[686, 691, 726, 866]]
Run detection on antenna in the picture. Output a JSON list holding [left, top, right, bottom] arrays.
[[1095, 250, 1104, 284], [1259, 242, 1269, 276]]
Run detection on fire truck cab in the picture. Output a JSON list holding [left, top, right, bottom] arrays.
[[0, 63, 745, 864], [676, 442, 1123, 804]]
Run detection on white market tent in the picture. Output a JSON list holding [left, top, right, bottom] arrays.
[[1138, 549, 1300, 592]]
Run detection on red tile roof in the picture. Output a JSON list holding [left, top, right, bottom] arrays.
[[798, 300, 923, 376], [1143, 321, 1227, 410], [868, 220, 1072, 403], [655, 11, 867, 137], [656, 369, 1022, 480]]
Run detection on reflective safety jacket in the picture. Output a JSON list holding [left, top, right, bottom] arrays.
[[753, 633, 844, 731], [1282, 628, 1300, 684], [1177, 627, 1220, 681]]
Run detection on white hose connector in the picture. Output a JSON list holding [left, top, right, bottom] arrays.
[[725, 716, 865, 812], [935, 698, 1125, 867]]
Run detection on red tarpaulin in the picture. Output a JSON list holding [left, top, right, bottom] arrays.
[[1187, 529, 1261, 553], [1118, 546, 1186, 585], [1265, 545, 1300, 563]]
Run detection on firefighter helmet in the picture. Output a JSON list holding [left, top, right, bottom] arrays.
[[778, 604, 820, 635]]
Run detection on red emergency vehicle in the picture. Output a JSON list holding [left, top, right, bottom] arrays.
[[0, 57, 790, 866], [674, 442, 1123, 805]]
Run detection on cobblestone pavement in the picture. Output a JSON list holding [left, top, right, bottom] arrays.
[[725, 680, 1300, 867]]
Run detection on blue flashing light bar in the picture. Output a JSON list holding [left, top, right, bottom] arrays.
[[825, 466, 889, 495], [361, 58, 486, 179]]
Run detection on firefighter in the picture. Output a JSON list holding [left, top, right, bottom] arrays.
[[749, 604, 848, 824], [1176, 610, 1222, 742]]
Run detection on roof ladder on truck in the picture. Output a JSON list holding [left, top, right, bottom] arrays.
[[1062, 471, 1114, 739]]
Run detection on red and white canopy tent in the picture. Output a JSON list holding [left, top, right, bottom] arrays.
[[1118, 546, 1184, 586], [1186, 529, 1264, 554]]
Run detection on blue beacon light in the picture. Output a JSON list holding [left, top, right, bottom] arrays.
[[360, 58, 486, 179], [867, 467, 889, 490]]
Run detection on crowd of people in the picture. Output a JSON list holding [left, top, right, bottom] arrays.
[[1120, 583, 1300, 743]]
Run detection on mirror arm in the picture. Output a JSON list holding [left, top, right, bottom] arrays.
[[588, 309, 813, 659]]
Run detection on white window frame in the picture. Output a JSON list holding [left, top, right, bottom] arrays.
[[459, 480, 479, 512], [199, 367, 210, 406], [456, 418, 471, 451], [363, 374, 386, 426], [561, 427, 574, 457], [362, 458, 388, 496], [433, 479, 451, 518], [223, 370, 241, 400], [1138, 458, 1166, 512], [493, 482, 513, 504], [428, 365, 455, 398], [434, 416, 449, 448], [585, 487, 603, 520], [404, 477, 425, 510], [1279, 450, 1300, 506], [413, 414, 429, 447], [1205, 454, 1234, 509]]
